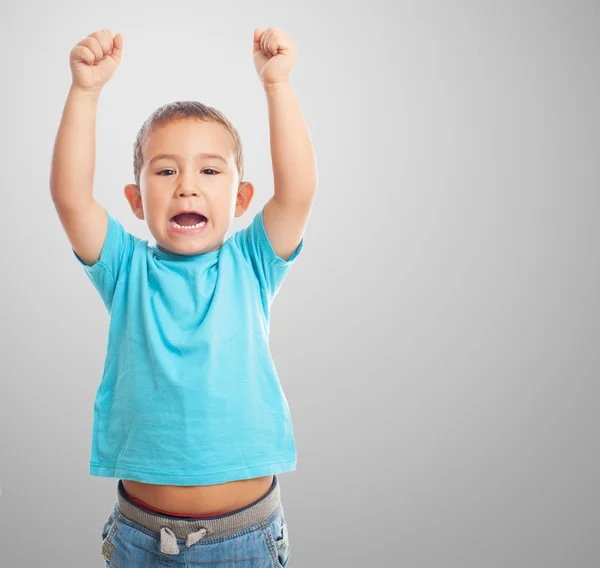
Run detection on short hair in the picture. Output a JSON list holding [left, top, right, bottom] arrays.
[[133, 101, 244, 187]]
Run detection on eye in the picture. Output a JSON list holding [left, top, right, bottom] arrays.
[[156, 169, 219, 176]]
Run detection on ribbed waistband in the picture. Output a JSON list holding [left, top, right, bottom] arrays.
[[116, 476, 281, 541]]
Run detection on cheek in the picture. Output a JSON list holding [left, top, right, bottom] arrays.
[[145, 190, 167, 211], [209, 190, 233, 209], [144, 203, 168, 229]]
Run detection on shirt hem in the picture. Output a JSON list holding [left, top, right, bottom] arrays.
[[89, 458, 297, 485]]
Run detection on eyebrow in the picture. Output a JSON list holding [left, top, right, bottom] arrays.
[[149, 152, 228, 166]]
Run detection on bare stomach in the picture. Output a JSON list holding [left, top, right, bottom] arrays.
[[121, 475, 274, 516]]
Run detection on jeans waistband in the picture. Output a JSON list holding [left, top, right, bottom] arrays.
[[116, 475, 280, 542]]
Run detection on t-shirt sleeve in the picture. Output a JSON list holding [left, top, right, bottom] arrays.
[[72, 210, 136, 310], [232, 205, 305, 300]]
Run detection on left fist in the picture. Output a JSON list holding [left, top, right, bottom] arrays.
[[253, 27, 296, 86]]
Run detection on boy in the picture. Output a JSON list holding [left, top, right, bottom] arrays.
[[50, 27, 316, 566]]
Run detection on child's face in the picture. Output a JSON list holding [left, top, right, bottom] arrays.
[[125, 118, 253, 256]]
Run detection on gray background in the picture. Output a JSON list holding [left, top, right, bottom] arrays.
[[0, 0, 598, 566]]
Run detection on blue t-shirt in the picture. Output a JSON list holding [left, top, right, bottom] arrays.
[[73, 206, 304, 485]]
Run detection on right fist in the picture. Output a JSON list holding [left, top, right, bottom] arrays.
[[70, 29, 123, 92]]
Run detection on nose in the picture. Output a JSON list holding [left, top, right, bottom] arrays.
[[178, 187, 199, 197], [177, 175, 200, 197]]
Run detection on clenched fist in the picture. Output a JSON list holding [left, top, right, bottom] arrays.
[[70, 29, 123, 93]]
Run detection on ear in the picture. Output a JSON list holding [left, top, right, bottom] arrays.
[[124, 184, 145, 220], [234, 181, 254, 218]]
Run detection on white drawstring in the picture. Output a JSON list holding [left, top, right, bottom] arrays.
[[160, 526, 208, 554]]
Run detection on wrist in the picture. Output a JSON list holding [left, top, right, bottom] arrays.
[[263, 79, 292, 92], [70, 84, 103, 99]]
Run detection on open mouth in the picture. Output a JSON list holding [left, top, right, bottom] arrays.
[[170, 212, 208, 230]]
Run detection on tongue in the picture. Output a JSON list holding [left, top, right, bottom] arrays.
[[174, 213, 204, 226]]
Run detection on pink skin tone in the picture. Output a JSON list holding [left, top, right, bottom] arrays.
[[124, 118, 254, 256]]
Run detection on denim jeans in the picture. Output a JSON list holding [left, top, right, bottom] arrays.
[[101, 475, 290, 567]]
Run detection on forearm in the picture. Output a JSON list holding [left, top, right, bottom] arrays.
[[50, 85, 100, 210], [264, 81, 317, 206]]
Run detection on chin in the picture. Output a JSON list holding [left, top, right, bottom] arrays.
[[178, 239, 220, 255], [172, 242, 205, 255]]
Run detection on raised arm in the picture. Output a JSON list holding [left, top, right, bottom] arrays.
[[50, 29, 123, 266], [252, 28, 317, 261]]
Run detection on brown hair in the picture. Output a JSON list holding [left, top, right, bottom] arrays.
[[133, 101, 244, 187]]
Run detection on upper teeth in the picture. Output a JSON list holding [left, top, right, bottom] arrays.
[[171, 219, 206, 229]]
